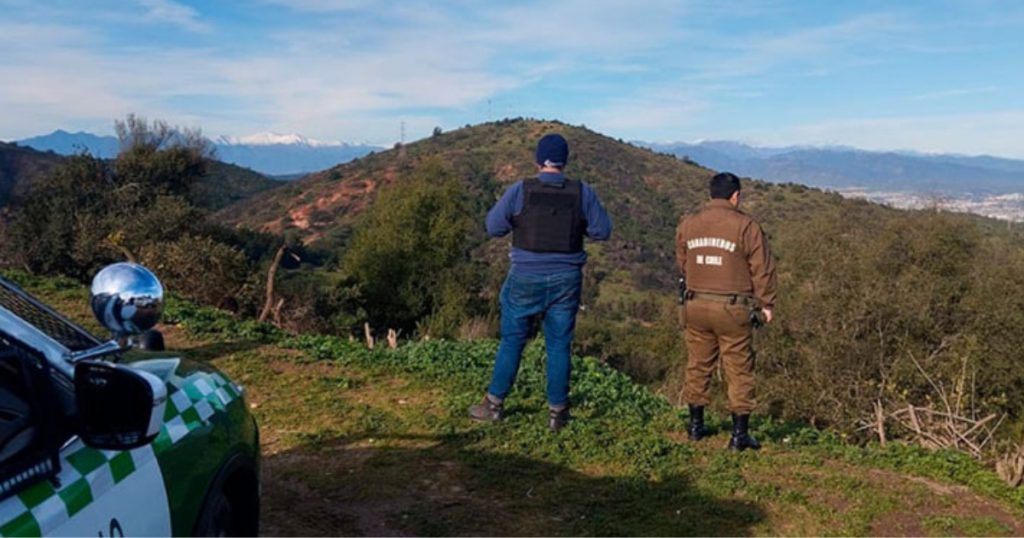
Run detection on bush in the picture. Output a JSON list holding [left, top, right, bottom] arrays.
[[341, 159, 483, 337], [755, 209, 1024, 441], [138, 235, 249, 308]]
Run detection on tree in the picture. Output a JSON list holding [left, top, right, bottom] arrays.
[[113, 114, 212, 201], [6, 154, 111, 276], [4, 115, 247, 300], [138, 235, 248, 308], [341, 159, 480, 336]]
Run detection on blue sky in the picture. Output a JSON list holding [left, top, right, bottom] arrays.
[[2, 0, 1023, 156]]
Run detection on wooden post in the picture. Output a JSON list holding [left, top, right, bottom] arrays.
[[364, 323, 375, 349], [874, 401, 887, 446]]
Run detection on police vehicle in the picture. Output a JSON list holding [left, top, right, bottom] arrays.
[[0, 263, 260, 536]]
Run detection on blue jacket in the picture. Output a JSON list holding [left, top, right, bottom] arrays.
[[486, 172, 612, 274]]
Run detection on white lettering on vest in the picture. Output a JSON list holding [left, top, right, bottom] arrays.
[[696, 255, 723, 266], [686, 237, 737, 252]]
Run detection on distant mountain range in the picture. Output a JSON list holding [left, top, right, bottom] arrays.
[[641, 140, 1024, 197], [15, 130, 381, 176], [16, 129, 1024, 197]]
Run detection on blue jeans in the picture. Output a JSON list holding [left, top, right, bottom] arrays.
[[487, 270, 583, 407]]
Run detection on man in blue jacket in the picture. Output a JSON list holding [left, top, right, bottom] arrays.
[[469, 133, 612, 431]]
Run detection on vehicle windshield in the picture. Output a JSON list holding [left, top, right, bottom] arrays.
[[0, 277, 101, 352]]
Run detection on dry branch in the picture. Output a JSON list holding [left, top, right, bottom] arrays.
[[874, 403, 1003, 460], [259, 245, 287, 323]]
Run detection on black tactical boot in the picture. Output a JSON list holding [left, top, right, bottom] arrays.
[[687, 405, 709, 441], [548, 404, 571, 432], [727, 413, 761, 451], [468, 394, 504, 422]]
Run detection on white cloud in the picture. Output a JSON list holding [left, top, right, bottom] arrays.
[[256, 0, 376, 12], [687, 13, 911, 81], [136, 0, 211, 33], [580, 89, 708, 134], [1, 1, 1021, 157], [910, 86, 999, 101]]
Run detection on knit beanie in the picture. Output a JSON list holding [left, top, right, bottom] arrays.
[[535, 134, 569, 168]]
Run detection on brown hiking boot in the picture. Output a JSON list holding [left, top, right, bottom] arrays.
[[468, 395, 504, 422]]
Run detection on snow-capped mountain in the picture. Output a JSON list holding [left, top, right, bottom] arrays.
[[215, 132, 351, 148], [14, 130, 381, 177], [211, 132, 380, 175]]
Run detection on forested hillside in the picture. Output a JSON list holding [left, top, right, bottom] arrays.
[[0, 142, 62, 207]]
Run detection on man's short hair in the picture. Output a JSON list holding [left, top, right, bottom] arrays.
[[710, 172, 741, 199]]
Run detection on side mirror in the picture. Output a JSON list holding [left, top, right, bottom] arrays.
[[69, 263, 165, 363], [74, 360, 167, 450], [90, 262, 164, 338]]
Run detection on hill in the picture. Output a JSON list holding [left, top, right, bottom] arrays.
[[216, 119, 875, 289], [0, 142, 62, 206], [644, 140, 1024, 197], [16, 129, 380, 176], [14, 273, 1024, 536], [190, 160, 285, 210], [0, 141, 284, 212]]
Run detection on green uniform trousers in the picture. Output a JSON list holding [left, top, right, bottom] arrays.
[[681, 297, 756, 413]]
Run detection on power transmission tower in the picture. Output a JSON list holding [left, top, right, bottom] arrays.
[[398, 120, 407, 159]]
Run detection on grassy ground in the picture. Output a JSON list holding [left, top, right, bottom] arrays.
[[10, 273, 1024, 536]]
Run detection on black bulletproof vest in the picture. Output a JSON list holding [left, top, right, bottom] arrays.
[[512, 177, 585, 253]]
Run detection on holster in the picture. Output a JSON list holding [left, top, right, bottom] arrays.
[[749, 307, 767, 329], [676, 277, 688, 330]]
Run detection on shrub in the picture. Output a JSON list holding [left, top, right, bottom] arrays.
[[341, 159, 483, 336], [138, 235, 249, 308]]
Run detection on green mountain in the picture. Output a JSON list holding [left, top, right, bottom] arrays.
[[0, 142, 62, 207], [192, 159, 285, 211], [216, 119, 881, 287]]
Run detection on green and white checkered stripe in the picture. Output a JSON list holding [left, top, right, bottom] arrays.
[[0, 371, 243, 537], [0, 443, 157, 537], [155, 371, 243, 452]]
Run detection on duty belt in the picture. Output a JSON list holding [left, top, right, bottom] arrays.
[[686, 291, 757, 307]]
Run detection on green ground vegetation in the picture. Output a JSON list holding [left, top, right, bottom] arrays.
[[13, 276, 1022, 536]]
